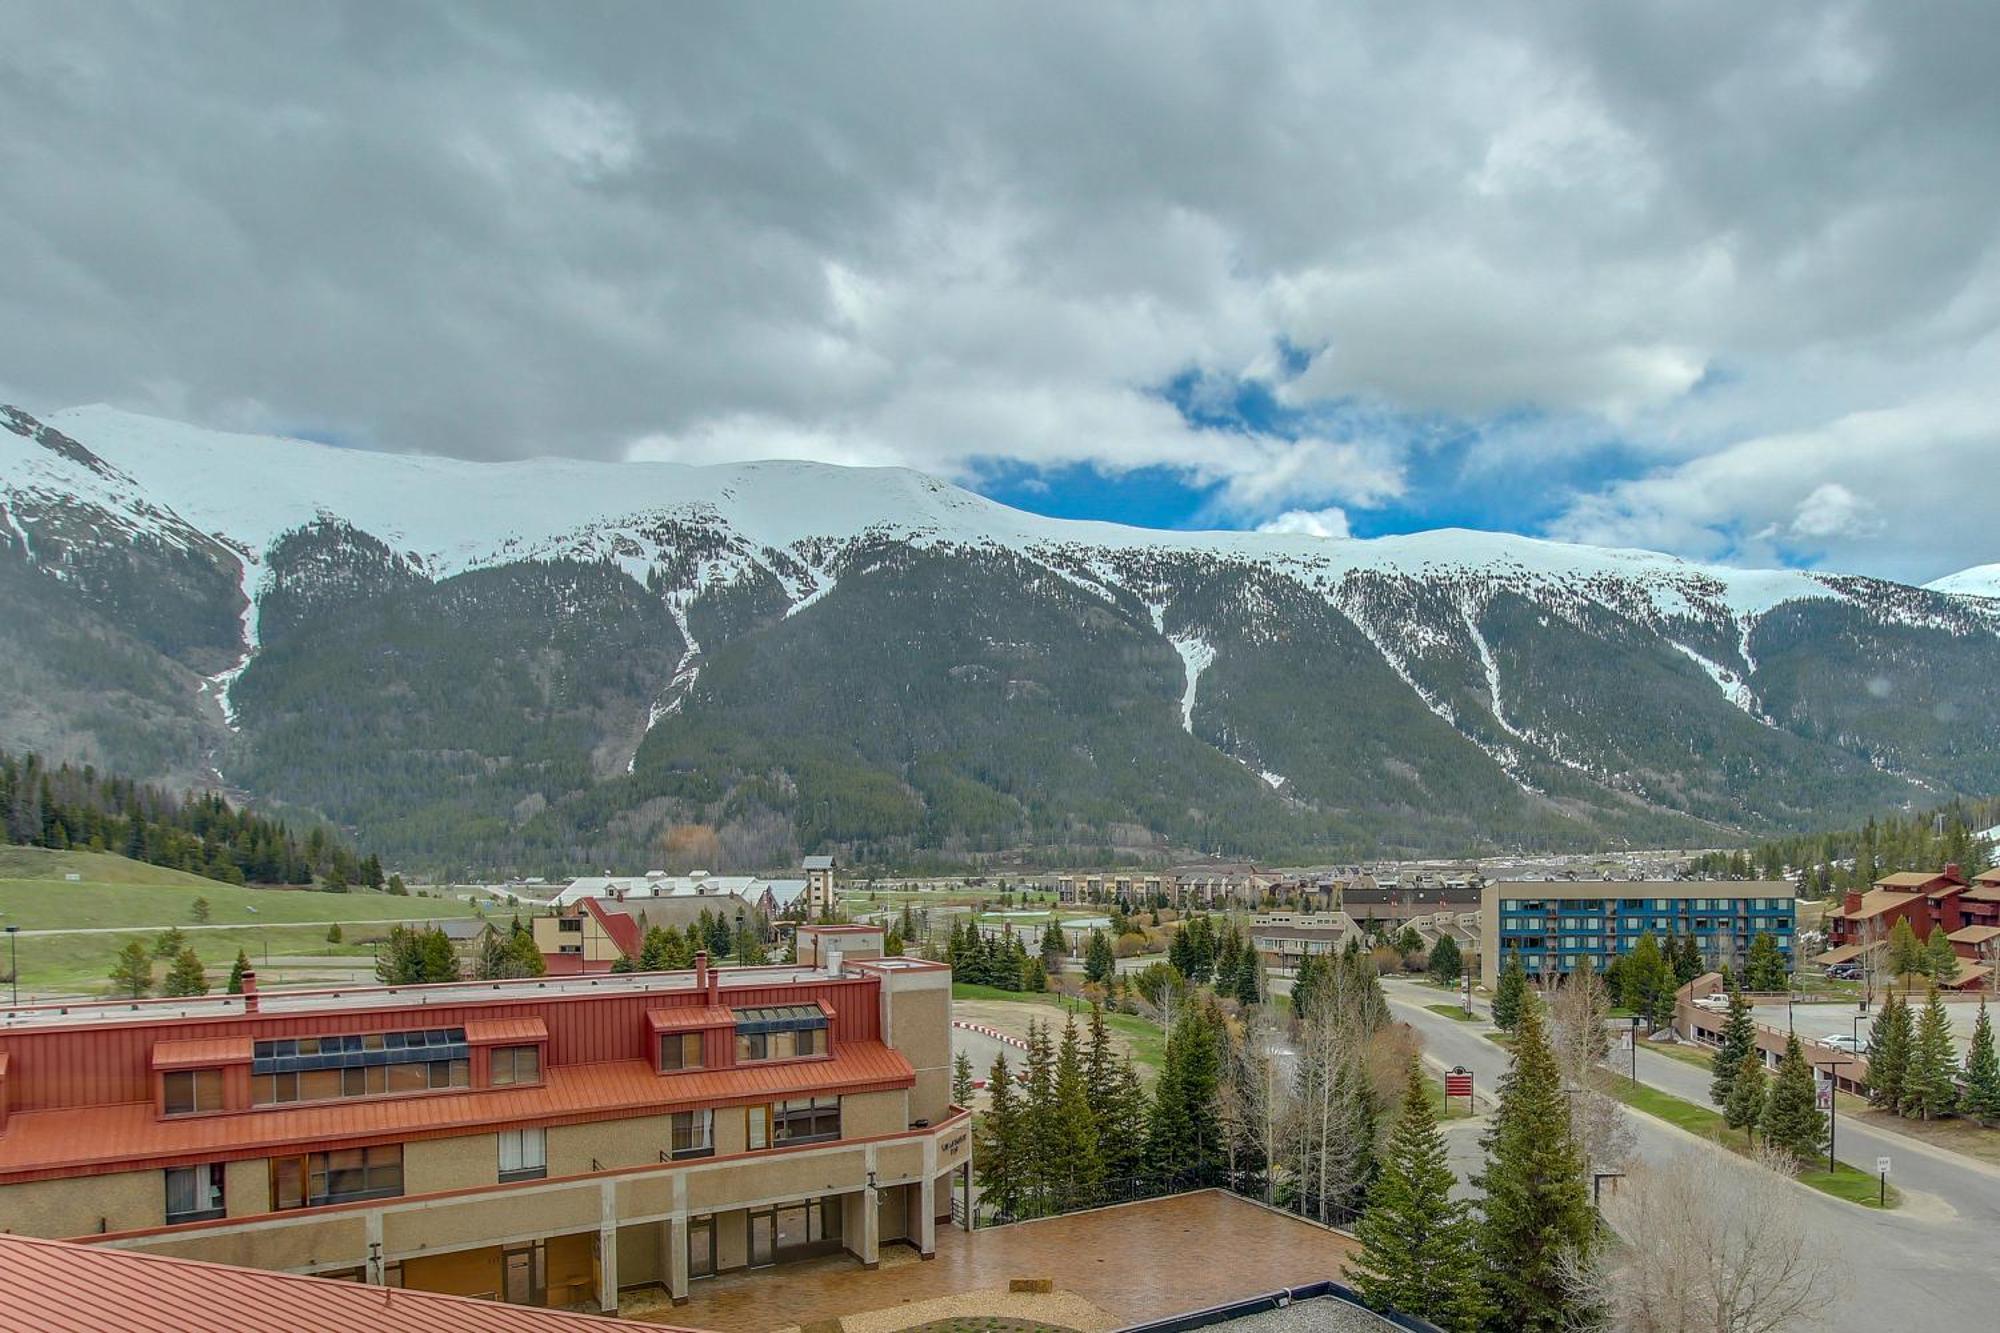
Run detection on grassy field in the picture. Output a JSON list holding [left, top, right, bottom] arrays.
[[1426, 1002, 1482, 1022], [0, 847, 480, 997], [1601, 1076, 1900, 1208], [951, 982, 1167, 1073]]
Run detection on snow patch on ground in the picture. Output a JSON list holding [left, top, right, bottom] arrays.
[[1171, 635, 1215, 734], [628, 593, 703, 773], [1671, 641, 1773, 726]]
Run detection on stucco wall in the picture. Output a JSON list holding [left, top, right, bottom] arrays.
[[5, 1168, 162, 1238]]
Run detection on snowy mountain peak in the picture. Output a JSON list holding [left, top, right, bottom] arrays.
[[0, 403, 1920, 622], [1927, 564, 2000, 599]]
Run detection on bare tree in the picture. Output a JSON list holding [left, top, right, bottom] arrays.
[[1569, 1147, 1841, 1333], [1222, 1007, 1288, 1201], [1549, 966, 1635, 1173]]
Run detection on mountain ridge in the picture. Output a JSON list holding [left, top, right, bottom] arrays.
[[5, 402, 1998, 874]]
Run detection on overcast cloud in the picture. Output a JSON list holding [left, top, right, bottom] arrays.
[[2, 2, 1997, 581]]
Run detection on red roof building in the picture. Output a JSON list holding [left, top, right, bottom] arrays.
[[0, 1230, 690, 1333], [0, 928, 964, 1319], [1821, 863, 2000, 986]]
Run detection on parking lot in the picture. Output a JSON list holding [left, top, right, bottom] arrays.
[[1750, 998, 1991, 1059]]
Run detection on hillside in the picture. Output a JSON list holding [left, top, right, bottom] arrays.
[[0, 846, 479, 996], [6, 402, 2000, 874]]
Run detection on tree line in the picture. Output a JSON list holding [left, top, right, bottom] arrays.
[[2, 748, 383, 888]]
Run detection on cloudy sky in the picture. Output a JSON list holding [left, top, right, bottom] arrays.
[[3, 2, 1997, 583]]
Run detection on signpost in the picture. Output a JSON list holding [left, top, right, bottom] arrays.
[[1445, 1066, 1474, 1109], [1876, 1156, 1891, 1208], [1461, 974, 1473, 1018]]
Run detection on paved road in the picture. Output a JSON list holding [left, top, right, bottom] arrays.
[[1383, 980, 2000, 1332]]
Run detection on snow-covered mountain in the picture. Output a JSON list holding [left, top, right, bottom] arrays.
[[1928, 564, 2000, 600], [5, 402, 1999, 873]]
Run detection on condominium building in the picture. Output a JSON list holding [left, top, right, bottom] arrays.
[[0, 926, 964, 1317], [1478, 880, 1795, 988]]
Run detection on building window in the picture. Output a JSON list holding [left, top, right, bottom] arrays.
[[733, 1005, 829, 1063], [163, 1069, 224, 1116], [251, 1029, 469, 1105], [490, 1045, 541, 1087], [660, 1032, 704, 1072], [671, 1109, 715, 1159], [164, 1163, 226, 1223], [272, 1145, 404, 1210], [254, 1058, 467, 1105], [498, 1127, 547, 1182], [772, 1096, 840, 1145]]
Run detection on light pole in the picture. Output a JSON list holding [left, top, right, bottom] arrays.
[[6, 924, 16, 1006], [1819, 1053, 1853, 1176]]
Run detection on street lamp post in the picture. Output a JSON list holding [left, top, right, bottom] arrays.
[[1820, 1053, 1853, 1176], [1628, 1015, 1641, 1086], [6, 924, 17, 1006]]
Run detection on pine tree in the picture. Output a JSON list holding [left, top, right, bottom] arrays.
[[162, 947, 208, 998], [1673, 932, 1704, 985], [1103, 1056, 1150, 1187], [1962, 999, 2000, 1122], [1759, 1033, 1827, 1163], [1904, 986, 1959, 1120], [1887, 917, 1924, 981], [326, 923, 343, 944], [1231, 948, 1260, 1006], [153, 925, 186, 959], [1022, 1020, 1059, 1214], [1085, 929, 1115, 985], [1351, 1058, 1487, 1330], [1473, 993, 1596, 1333], [1709, 987, 1756, 1108], [1745, 932, 1787, 992], [951, 1051, 975, 1108], [1620, 933, 1674, 1026], [109, 941, 153, 998], [1864, 990, 1912, 1113], [1492, 949, 1528, 1031], [1051, 1017, 1103, 1210], [1429, 935, 1463, 986], [1083, 1003, 1118, 1120], [1924, 928, 1959, 986], [190, 896, 211, 924], [1722, 1051, 1767, 1146], [226, 948, 250, 995], [976, 1052, 1022, 1218]]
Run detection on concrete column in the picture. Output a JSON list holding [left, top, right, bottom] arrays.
[[859, 1189, 880, 1268], [667, 1215, 690, 1304], [597, 1181, 618, 1314], [919, 1132, 938, 1257]]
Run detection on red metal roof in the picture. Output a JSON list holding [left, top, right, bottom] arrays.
[[0, 1041, 915, 1184], [464, 1017, 549, 1045], [582, 898, 643, 958], [151, 1035, 253, 1069], [647, 1005, 735, 1032], [0, 1231, 684, 1332]]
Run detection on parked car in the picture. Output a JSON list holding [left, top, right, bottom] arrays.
[[1825, 964, 1862, 981], [1820, 1034, 1864, 1053], [1692, 993, 1732, 1012]]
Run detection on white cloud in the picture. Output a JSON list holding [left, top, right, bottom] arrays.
[[1256, 506, 1352, 540], [3, 4, 2000, 571]]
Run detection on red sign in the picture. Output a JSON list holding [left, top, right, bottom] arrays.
[[1445, 1072, 1474, 1098]]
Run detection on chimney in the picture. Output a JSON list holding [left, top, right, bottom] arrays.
[[693, 951, 708, 994], [706, 954, 720, 1004], [240, 970, 260, 1014], [1843, 890, 1862, 916], [1946, 862, 1964, 884]]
